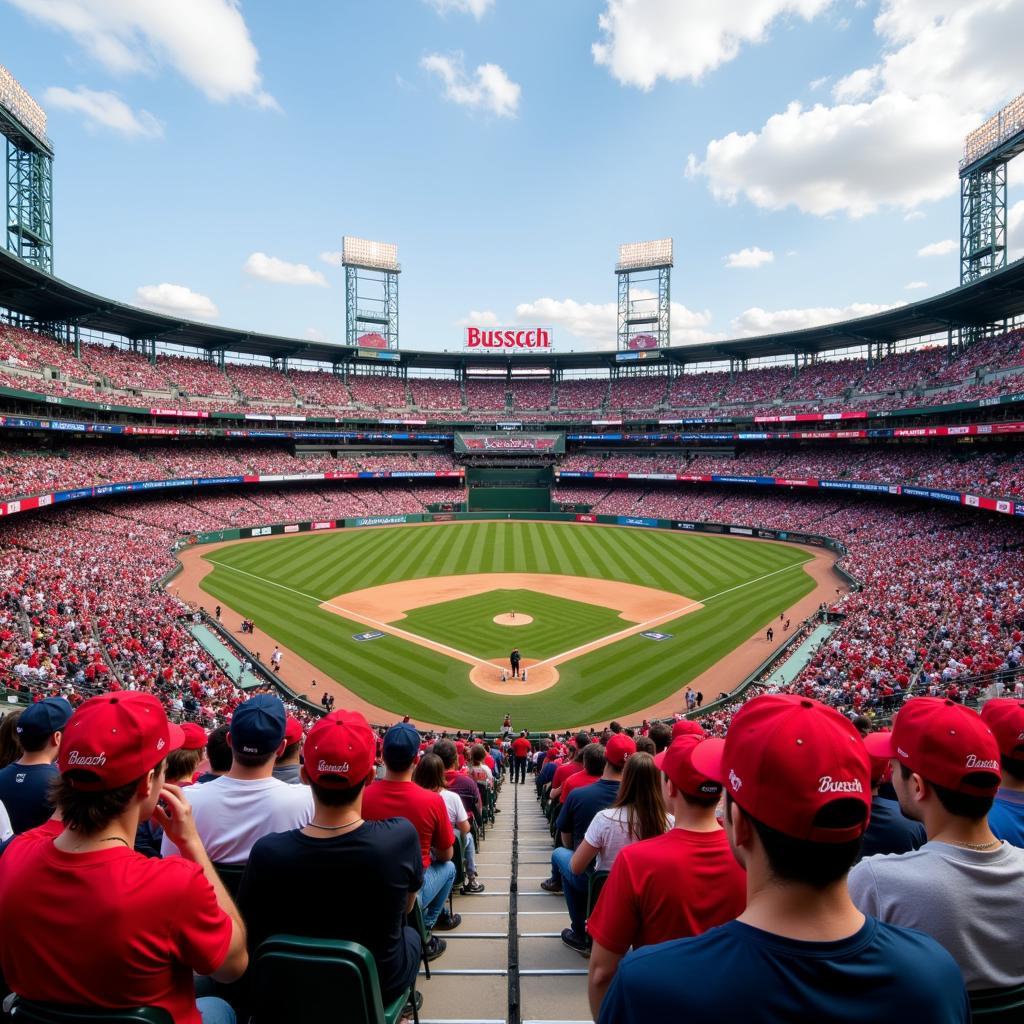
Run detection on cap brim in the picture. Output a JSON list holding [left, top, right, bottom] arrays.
[[166, 723, 186, 754], [863, 732, 896, 758], [653, 750, 667, 772], [689, 737, 725, 782]]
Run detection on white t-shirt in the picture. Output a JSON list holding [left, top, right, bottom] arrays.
[[160, 775, 313, 864], [439, 788, 469, 829], [0, 799, 12, 842], [583, 807, 675, 871]]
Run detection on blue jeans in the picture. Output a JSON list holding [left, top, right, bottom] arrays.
[[551, 846, 589, 938], [465, 831, 478, 876], [419, 859, 456, 928], [198, 996, 236, 1024]]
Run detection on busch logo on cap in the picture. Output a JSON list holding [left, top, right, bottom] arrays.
[[818, 776, 864, 794], [318, 760, 350, 774], [67, 750, 107, 768], [728, 768, 742, 792], [965, 754, 999, 770]]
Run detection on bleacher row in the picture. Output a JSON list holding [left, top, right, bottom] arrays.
[[1, 323, 1023, 419]]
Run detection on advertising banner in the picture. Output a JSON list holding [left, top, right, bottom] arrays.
[[464, 327, 552, 351], [576, 513, 597, 523], [616, 515, 658, 528], [455, 432, 565, 454]]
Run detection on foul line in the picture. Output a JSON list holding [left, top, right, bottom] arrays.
[[205, 554, 814, 672]]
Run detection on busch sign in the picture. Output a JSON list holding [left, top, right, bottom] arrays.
[[465, 327, 552, 351]]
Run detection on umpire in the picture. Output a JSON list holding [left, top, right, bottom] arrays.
[[510, 647, 521, 679]]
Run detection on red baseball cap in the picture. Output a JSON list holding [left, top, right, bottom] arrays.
[[691, 694, 871, 843], [303, 710, 376, 788], [980, 699, 1024, 760], [58, 693, 185, 791], [605, 733, 636, 768], [655, 735, 722, 798], [871, 698, 1001, 796], [672, 719, 705, 739], [179, 722, 208, 751], [284, 715, 304, 746], [862, 730, 894, 786]]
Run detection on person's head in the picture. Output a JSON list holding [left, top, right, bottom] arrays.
[[205, 724, 232, 774], [15, 697, 73, 759], [0, 709, 24, 769], [693, 694, 871, 890], [864, 729, 894, 793], [433, 737, 458, 771], [582, 742, 606, 777], [228, 694, 287, 770], [301, 710, 376, 809], [167, 720, 206, 784], [276, 716, 304, 766], [54, 693, 184, 836], [604, 733, 636, 777], [868, 698, 1001, 826], [634, 735, 656, 755], [672, 719, 705, 741], [980, 698, 1024, 785], [382, 722, 421, 773], [609, 720, 623, 734], [851, 715, 873, 738], [413, 752, 446, 792], [612, 751, 668, 842], [656, 735, 723, 812], [647, 721, 672, 753], [470, 743, 487, 766]]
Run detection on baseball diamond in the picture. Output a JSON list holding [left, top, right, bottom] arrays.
[[179, 520, 833, 729]]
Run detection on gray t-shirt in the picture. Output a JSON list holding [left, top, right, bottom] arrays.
[[848, 840, 1024, 990]]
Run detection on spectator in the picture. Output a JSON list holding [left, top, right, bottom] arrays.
[[647, 721, 672, 753], [587, 735, 746, 1017], [238, 710, 422, 1009], [535, 747, 561, 796], [271, 716, 304, 785], [0, 710, 23, 769], [557, 742, 607, 806], [0, 697, 71, 834], [598, 694, 970, 1024], [362, 723, 459, 942], [161, 694, 313, 864], [467, 743, 494, 789], [413, 752, 485, 895], [545, 734, 635, 954], [0, 692, 247, 1023], [433, 737, 482, 824], [859, 729, 927, 859], [981, 699, 1024, 847], [197, 725, 232, 784], [850, 698, 1024, 992], [511, 731, 532, 784], [550, 733, 590, 802]]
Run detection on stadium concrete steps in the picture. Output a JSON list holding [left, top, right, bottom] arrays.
[[417, 776, 591, 1024]]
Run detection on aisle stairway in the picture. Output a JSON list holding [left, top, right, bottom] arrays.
[[419, 777, 592, 1024]]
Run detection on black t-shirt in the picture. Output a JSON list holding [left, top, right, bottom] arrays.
[[557, 778, 620, 850], [0, 763, 58, 834], [238, 818, 424, 999]]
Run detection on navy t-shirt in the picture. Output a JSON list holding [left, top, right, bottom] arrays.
[[860, 797, 927, 859], [0, 763, 58, 834], [238, 818, 424, 1001], [598, 917, 969, 1024], [557, 778, 619, 850]]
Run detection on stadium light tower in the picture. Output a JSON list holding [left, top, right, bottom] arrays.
[[342, 236, 400, 349], [959, 93, 1024, 285], [615, 238, 673, 350], [0, 66, 53, 274]]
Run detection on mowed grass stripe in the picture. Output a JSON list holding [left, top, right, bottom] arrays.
[[200, 523, 819, 728]]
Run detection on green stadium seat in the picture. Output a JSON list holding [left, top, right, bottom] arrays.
[[9, 1000, 173, 1023], [212, 862, 245, 900], [250, 934, 416, 1024], [407, 900, 433, 981], [450, 833, 467, 914], [586, 870, 610, 920], [968, 982, 1024, 1021]]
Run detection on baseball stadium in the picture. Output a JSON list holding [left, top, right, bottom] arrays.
[[0, 4, 1023, 1023]]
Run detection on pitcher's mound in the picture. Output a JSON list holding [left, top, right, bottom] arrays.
[[469, 658, 558, 694], [493, 613, 533, 626]]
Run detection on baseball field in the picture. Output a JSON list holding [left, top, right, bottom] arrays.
[[194, 521, 821, 729]]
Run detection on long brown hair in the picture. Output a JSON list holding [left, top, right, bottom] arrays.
[[611, 752, 669, 842], [0, 710, 23, 769], [413, 752, 446, 792]]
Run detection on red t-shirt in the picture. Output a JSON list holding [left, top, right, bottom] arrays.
[[552, 761, 584, 794], [559, 770, 600, 804], [0, 836, 233, 1023], [511, 737, 532, 758], [363, 779, 455, 868], [587, 828, 746, 955]]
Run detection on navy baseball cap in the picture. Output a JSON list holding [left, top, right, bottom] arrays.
[[17, 697, 73, 740], [229, 694, 286, 756], [382, 722, 421, 768]]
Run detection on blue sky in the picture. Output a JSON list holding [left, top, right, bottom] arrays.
[[2, 0, 1022, 355]]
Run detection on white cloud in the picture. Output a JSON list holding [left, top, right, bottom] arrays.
[[904, 210, 926, 221], [731, 301, 901, 336], [421, 53, 520, 117], [457, 310, 500, 327], [514, 297, 718, 349], [725, 246, 775, 268], [809, 75, 829, 90], [918, 238, 955, 257], [43, 86, 162, 137], [425, 0, 493, 17], [1009, 200, 1024, 260], [305, 327, 327, 342], [591, 0, 831, 89], [8, 0, 276, 107], [135, 283, 218, 319], [687, 0, 1024, 218], [319, 250, 344, 267], [904, 280, 928, 289], [244, 253, 328, 287]]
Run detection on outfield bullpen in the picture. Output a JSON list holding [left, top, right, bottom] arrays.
[[185, 521, 827, 730]]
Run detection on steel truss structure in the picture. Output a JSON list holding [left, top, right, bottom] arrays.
[[2, 106, 52, 274]]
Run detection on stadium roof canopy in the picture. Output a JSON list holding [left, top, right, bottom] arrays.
[[1, 246, 1023, 371]]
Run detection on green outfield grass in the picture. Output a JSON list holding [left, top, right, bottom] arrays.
[[198, 521, 817, 729], [398, 589, 627, 661]]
